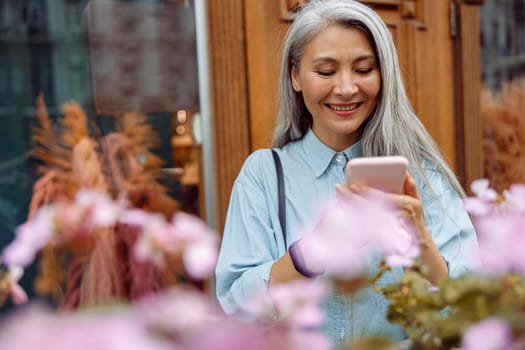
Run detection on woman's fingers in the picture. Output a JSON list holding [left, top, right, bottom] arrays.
[[403, 172, 420, 199], [337, 178, 423, 229]]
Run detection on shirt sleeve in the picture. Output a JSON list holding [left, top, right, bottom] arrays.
[[215, 150, 283, 315], [420, 169, 480, 278]]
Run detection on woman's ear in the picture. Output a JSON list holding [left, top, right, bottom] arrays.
[[290, 64, 302, 92]]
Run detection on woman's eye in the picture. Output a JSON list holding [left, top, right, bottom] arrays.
[[355, 68, 373, 74], [316, 71, 334, 76]]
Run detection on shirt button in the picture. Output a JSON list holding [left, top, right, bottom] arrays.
[[335, 154, 346, 164]]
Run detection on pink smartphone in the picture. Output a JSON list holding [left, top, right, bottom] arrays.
[[344, 156, 409, 194]]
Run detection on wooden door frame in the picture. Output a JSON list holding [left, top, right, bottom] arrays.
[[206, 1, 251, 232], [453, 0, 485, 192], [205, 0, 485, 231]]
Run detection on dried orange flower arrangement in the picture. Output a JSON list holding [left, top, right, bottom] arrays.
[[0, 94, 217, 310], [481, 82, 525, 192]]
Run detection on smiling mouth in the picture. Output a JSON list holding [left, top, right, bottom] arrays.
[[327, 103, 362, 112]]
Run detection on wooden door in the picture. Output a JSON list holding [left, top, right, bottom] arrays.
[[207, 0, 484, 231]]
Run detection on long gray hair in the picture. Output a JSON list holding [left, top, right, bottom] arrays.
[[272, 0, 465, 196]]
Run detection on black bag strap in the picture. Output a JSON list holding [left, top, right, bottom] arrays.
[[271, 149, 287, 249]]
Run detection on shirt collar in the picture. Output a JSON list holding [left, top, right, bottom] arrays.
[[301, 129, 363, 178]]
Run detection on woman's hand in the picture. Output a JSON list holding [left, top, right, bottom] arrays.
[[395, 173, 427, 241], [338, 173, 448, 284], [339, 173, 424, 240]]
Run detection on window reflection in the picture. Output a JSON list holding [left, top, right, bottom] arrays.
[[0, 0, 204, 305], [479, 0, 525, 192], [481, 0, 525, 90]]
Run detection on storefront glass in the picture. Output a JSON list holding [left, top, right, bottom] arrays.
[[479, 0, 525, 191], [0, 0, 211, 304]]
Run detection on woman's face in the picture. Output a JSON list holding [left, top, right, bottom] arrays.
[[291, 24, 381, 151]]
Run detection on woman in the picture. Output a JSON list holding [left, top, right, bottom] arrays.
[[215, 0, 478, 345]]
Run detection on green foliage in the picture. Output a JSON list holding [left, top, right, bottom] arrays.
[[379, 268, 525, 349], [341, 336, 396, 350]]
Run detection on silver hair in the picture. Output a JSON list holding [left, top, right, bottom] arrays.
[[272, 0, 465, 196]]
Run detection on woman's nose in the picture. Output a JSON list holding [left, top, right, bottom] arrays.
[[333, 73, 358, 96]]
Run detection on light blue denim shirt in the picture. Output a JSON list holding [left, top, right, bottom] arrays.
[[215, 129, 478, 345]]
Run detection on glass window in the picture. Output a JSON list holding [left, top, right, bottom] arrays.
[[481, 0, 525, 89], [0, 0, 209, 306], [480, 0, 525, 193]]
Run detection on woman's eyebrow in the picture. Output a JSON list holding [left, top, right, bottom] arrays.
[[311, 56, 338, 64], [311, 54, 376, 65], [353, 55, 376, 63]]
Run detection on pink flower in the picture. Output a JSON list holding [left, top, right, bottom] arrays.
[[503, 184, 525, 213], [463, 179, 498, 216], [137, 287, 212, 333], [180, 318, 287, 350], [0, 305, 173, 350], [243, 279, 329, 328], [465, 180, 525, 275], [240, 279, 331, 350], [461, 318, 513, 350], [268, 280, 329, 329], [289, 330, 332, 350], [2, 206, 56, 267], [471, 179, 498, 201], [124, 210, 172, 266], [137, 287, 315, 350], [382, 221, 421, 269], [74, 189, 121, 227], [171, 213, 218, 280], [123, 210, 218, 279], [299, 195, 420, 279], [183, 242, 218, 280], [2, 189, 125, 269], [3, 266, 28, 305]]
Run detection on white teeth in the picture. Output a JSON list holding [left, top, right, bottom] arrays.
[[329, 104, 359, 111]]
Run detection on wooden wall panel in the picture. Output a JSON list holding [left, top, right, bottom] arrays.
[[245, 1, 288, 150], [206, 1, 251, 231], [410, 1, 457, 169], [453, 0, 484, 190]]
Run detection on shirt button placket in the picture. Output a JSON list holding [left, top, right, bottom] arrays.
[[335, 153, 348, 173]]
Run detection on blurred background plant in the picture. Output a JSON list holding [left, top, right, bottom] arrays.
[[481, 81, 525, 193], [0, 96, 205, 309]]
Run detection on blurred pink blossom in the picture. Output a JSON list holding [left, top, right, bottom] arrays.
[[0, 273, 326, 350], [461, 318, 513, 350], [123, 210, 173, 266], [463, 179, 498, 216], [6, 266, 28, 305], [0, 305, 173, 350], [136, 287, 212, 333], [74, 189, 122, 227], [268, 279, 329, 329], [299, 195, 420, 279], [172, 212, 218, 280], [125, 210, 218, 279], [1, 189, 219, 305], [464, 179, 525, 275], [183, 242, 218, 280], [2, 189, 124, 268], [242, 279, 328, 325], [240, 279, 332, 350], [2, 205, 56, 267], [181, 318, 289, 350], [136, 289, 290, 350], [503, 183, 525, 212]]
